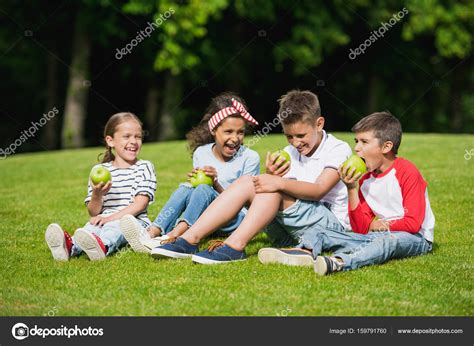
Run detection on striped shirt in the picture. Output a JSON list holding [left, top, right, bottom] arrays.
[[85, 160, 157, 225]]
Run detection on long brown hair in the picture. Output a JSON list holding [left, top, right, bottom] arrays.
[[98, 112, 143, 163], [186, 92, 253, 154]]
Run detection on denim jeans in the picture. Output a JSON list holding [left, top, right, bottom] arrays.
[[153, 183, 245, 235], [71, 219, 135, 256], [265, 200, 343, 248], [302, 226, 432, 271]]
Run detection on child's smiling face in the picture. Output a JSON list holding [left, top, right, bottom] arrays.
[[283, 117, 324, 157], [212, 116, 246, 160], [106, 119, 143, 166]]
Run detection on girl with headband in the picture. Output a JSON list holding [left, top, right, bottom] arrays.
[[120, 92, 261, 253]]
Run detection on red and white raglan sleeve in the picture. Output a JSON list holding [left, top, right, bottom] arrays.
[[389, 160, 427, 233], [348, 176, 375, 234]]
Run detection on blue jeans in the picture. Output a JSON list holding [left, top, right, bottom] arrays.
[[265, 200, 343, 248], [153, 183, 245, 235], [71, 219, 133, 256], [302, 227, 432, 271]]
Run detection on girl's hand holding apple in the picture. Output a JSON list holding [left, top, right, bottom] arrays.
[[91, 181, 112, 197]]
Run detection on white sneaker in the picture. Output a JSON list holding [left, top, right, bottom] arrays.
[[45, 224, 72, 261], [120, 215, 151, 253], [74, 229, 106, 261], [141, 235, 170, 252]]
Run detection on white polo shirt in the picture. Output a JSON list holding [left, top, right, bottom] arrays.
[[283, 131, 352, 229]]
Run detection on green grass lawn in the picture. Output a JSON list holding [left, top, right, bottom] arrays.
[[0, 133, 473, 316]]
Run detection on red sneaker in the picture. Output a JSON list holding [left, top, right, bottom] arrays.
[[74, 229, 107, 261], [45, 224, 73, 261]]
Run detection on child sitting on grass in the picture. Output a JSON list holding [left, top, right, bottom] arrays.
[[151, 89, 352, 264], [259, 111, 435, 275], [45, 112, 156, 261], [120, 92, 260, 253]]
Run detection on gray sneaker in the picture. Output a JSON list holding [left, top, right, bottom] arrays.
[[314, 256, 344, 275], [258, 248, 314, 266]]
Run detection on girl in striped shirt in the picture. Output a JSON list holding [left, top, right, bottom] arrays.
[[45, 112, 156, 261]]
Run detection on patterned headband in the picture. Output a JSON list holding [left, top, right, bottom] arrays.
[[208, 98, 259, 131]]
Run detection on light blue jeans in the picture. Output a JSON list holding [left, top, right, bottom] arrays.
[[71, 219, 145, 257], [298, 226, 432, 271], [265, 199, 343, 248], [153, 183, 245, 235]]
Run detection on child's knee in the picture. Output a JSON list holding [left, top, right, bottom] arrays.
[[193, 183, 214, 197]]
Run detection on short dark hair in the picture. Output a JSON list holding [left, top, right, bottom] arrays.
[[277, 90, 321, 125], [352, 111, 402, 154]]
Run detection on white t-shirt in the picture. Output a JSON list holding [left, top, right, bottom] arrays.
[[283, 131, 352, 229]]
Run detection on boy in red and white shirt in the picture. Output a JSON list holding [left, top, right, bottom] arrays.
[[312, 111, 435, 275]]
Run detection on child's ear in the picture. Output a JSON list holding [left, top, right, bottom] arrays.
[[315, 116, 325, 130], [105, 135, 114, 148], [382, 141, 394, 154]]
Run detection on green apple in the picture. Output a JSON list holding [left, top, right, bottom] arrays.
[[342, 154, 367, 176], [189, 170, 213, 187], [90, 166, 112, 185], [271, 149, 291, 167]]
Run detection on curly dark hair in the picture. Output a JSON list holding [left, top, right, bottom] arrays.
[[186, 92, 254, 154]]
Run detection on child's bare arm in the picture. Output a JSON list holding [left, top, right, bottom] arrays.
[[253, 168, 339, 201], [279, 168, 340, 200], [87, 181, 112, 216]]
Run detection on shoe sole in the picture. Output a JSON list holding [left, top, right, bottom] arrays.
[[142, 235, 169, 251], [120, 215, 150, 253], [258, 248, 314, 266], [150, 248, 193, 259], [314, 256, 328, 276], [191, 255, 247, 265], [45, 224, 69, 261], [75, 229, 106, 261]]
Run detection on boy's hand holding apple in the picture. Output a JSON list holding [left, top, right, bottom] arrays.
[[338, 164, 362, 190], [338, 154, 367, 189], [265, 150, 290, 177]]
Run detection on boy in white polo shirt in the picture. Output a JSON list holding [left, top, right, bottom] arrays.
[[260, 111, 435, 275], [151, 89, 352, 264]]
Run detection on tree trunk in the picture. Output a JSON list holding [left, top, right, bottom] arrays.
[[449, 61, 467, 132], [41, 50, 60, 150], [61, 10, 90, 148], [367, 73, 378, 113], [145, 82, 160, 142], [158, 72, 180, 141]]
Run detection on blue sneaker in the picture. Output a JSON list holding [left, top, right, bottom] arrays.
[[151, 237, 198, 259], [258, 247, 314, 266], [192, 241, 246, 264]]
